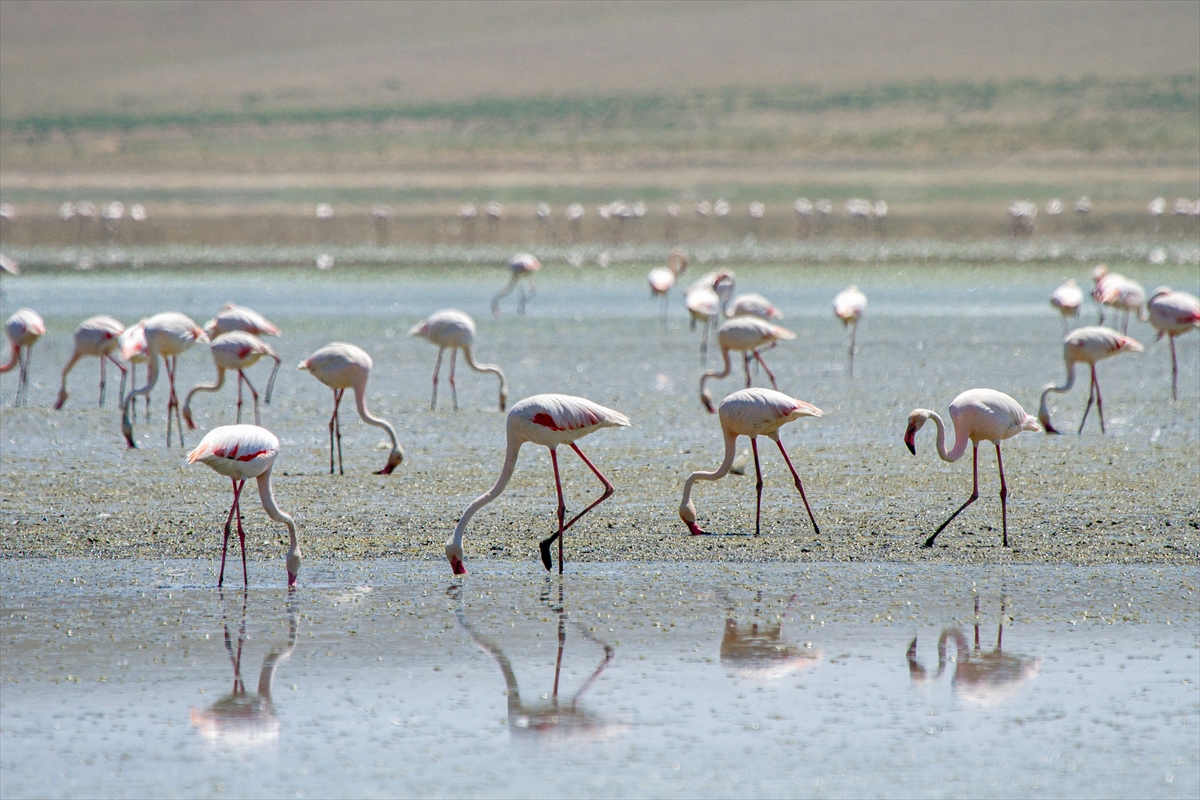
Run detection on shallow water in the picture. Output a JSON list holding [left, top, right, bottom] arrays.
[[1, 560, 1196, 799]]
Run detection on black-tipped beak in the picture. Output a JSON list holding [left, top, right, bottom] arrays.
[[904, 433, 916, 455]]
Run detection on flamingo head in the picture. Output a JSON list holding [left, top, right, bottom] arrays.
[[182, 405, 197, 430], [121, 409, 136, 449], [446, 542, 468, 575], [679, 501, 705, 536], [286, 548, 301, 587], [700, 386, 716, 414], [375, 447, 404, 475], [53, 387, 68, 410], [903, 411, 930, 455]]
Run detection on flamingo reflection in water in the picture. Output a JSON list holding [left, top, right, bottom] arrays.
[[190, 592, 299, 745], [906, 594, 1040, 705], [453, 583, 620, 739], [720, 591, 822, 680]]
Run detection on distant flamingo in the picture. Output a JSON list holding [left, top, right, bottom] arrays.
[[54, 315, 126, 409], [700, 317, 795, 413], [183, 332, 281, 429], [492, 253, 541, 316], [905, 389, 1042, 548], [445, 394, 630, 575], [832, 285, 867, 377], [204, 303, 281, 339], [2, 308, 46, 406], [298, 343, 403, 475], [1146, 287, 1200, 400], [647, 249, 689, 324], [1089, 265, 1143, 331], [408, 309, 507, 411], [680, 388, 823, 537], [1049, 279, 1083, 335], [186, 424, 301, 587], [1038, 326, 1142, 435], [121, 312, 208, 448], [685, 281, 723, 364], [118, 321, 151, 421], [711, 272, 784, 320]]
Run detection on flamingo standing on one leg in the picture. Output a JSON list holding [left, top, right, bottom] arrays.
[[118, 321, 152, 421], [408, 309, 507, 411], [298, 343, 403, 475], [492, 253, 541, 316], [444, 394, 630, 575], [204, 302, 281, 339], [904, 388, 1042, 548], [1146, 287, 1200, 401], [54, 315, 127, 409], [186, 424, 301, 587], [121, 312, 208, 448], [1038, 326, 1143, 435], [1, 308, 46, 407], [700, 317, 795, 412], [679, 388, 823, 537], [647, 249, 688, 325], [1049, 279, 1083, 336], [183, 332, 281, 429], [832, 285, 866, 377]]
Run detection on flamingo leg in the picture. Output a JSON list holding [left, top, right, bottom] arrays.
[[923, 443, 979, 548], [110, 354, 127, 406], [1170, 334, 1179, 401], [700, 318, 710, 365], [995, 442, 1009, 548], [848, 320, 858, 378], [539, 448, 568, 572], [99, 354, 107, 407], [1078, 365, 1097, 435], [774, 436, 820, 535], [743, 352, 753, 387], [1093, 366, 1106, 434], [492, 275, 519, 316], [430, 348, 443, 410], [329, 389, 345, 475], [449, 348, 458, 411], [219, 479, 245, 588], [235, 371, 245, 424], [753, 350, 779, 390], [539, 443, 616, 573], [239, 371, 261, 426], [165, 357, 175, 446], [751, 437, 763, 536], [234, 483, 248, 587]]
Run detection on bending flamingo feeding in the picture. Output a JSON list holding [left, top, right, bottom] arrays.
[[699, 317, 795, 412], [492, 253, 540, 316], [204, 302, 281, 339], [186, 424, 300, 587], [409, 309, 507, 411], [905, 389, 1042, 548], [1, 308, 45, 407], [1146, 287, 1200, 400], [445, 394, 630, 575], [1038, 326, 1142, 435], [298, 343, 403, 475], [832, 285, 866, 377], [183, 331, 281, 429], [121, 312, 208, 448], [55, 315, 126, 409], [679, 388, 823, 537]]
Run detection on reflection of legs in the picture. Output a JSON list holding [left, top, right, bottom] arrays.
[[774, 436, 820, 535], [995, 442, 1009, 547], [430, 349, 443, 410], [751, 437, 763, 535], [219, 479, 245, 588], [923, 444, 979, 548], [540, 444, 616, 574]]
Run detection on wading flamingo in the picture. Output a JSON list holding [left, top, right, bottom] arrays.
[[183, 332, 281, 429], [905, 389, 1042, 548], [700, 317, 795, 412], [55, 315, 127, 409], [204, 303, 281, 339], [186, 424, 300, 588], [408, 309, 507, 411], [118, 321, 151, 421], [685, 280, 724, 364], [680, 388, 823, 537], [1038, 326, 1142, 435], [1, 308, 45, 406], [1090, 265, 1144, 331], [492, 253, 541, 316], [298, 343, 403, 475], [1146, 287, 1199, 400], [1049, 279, 1083, 335], [121, 312, 208, 448], [445, 394, 630, 575], [647, 249, 688, 324], [832, 285, 866, 377]]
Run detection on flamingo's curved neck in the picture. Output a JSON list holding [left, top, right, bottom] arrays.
[[264, 356, 281, 403], [926, 411, 970, 463], [184, 367, 226, 410], [448, 430, 523, 552], [702, 345, 734, 387], [1038, 358, 1078, 421], [256, 469, 298, 555], [256, 613, 298, 702], [352, 386, 400, 455], [0, 343, 20, 373], [716, 277, 736, 317], [680, 430, 738, 511], [123, 349, 161, 409], [461, 346, 507, 398]]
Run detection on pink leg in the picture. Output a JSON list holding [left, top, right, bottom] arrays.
[[165, 357, 175, 446], [235, 371, 245, 423], [449, 348, 458, 411], [995, 443, 1009, 547], [219, 479, 245, 587], [751, 437, 763, 535], [329, 389, 344, 475], [235, 484, 248, 587], [1093, 366, 1106, 434], [99, 354, 107, 407], [239, 371, 260, 425], [539, 443, 616, 573], [108, 353, 127, 404], [923, 444, 979, 548], [700, 318, 710, 365], [1078, 365, 1097, 434], [430, 349, 443, 410], [774, 436, 820, 535], [753, 350, 779, 390], [539, 448, 567, 572], [743, 352, 753, 387], [1170, 335, 1179, 401]]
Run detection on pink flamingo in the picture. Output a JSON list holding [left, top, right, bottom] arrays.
[[1146, 287, 1200, 400], [905, 389, 1042, 548], [118, 322, 151, 421], [647, 249, 689, 324], [121, 312, 208, 448], [700, 317, 795, 412], [54, 315, 127, 409], [832, 285, 866, 377], [183, 332, 281, 429], [408, 309, 507, 411], [187, 424, 301, 587], [1049, 279, 1083, 335], [706, 271, 783, 321], [298, 343, 403, 475], [2, 308, 46, 406], [1090, 265, 1144, 331], [679, 388, 823, 537], [1038, 326, 1143, 435], [444, 394, 630, 575], [685, 277, 724, 364], [492, 253, 540, 316], [204, 303, 281, 339]]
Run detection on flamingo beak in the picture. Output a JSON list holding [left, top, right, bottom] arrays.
[[701, 394, 715, 414], [287, 571, 297, 587], [684, 519, 707, 536], [904, 429, 916, 455], [121, 412, 136, 449], [182, 407, 197, 430], [449, 555, 468, 575]]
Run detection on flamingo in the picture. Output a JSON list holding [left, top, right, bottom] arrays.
[[1146, 287, 1200, 400], [408, 309, 507, 411], [492, 253, 541, 316], [1089, 265, 1143, 331], [204, 303, 281, 339], [832, 285, 867, 377], [1049, 279, 1083, 335], [905, 389, 1042, 548], [444, 394, 630, 575], [1, 308, 45, 406], [720, 592, 821, 680], [186, 424, 301, 588], [120, 312, 208, 448], [647, 249, 688, 324], [679, 388, 823, 537], [298, 343, 403, 475], [710, 271, 783, 321], [183, 332, 281, 429], [118, 321, 151, 421], [685, 281, 723, 364], [699, 317, 795, 413], [54, 315, 126, 409], [1038, 326, 1143, 435]]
